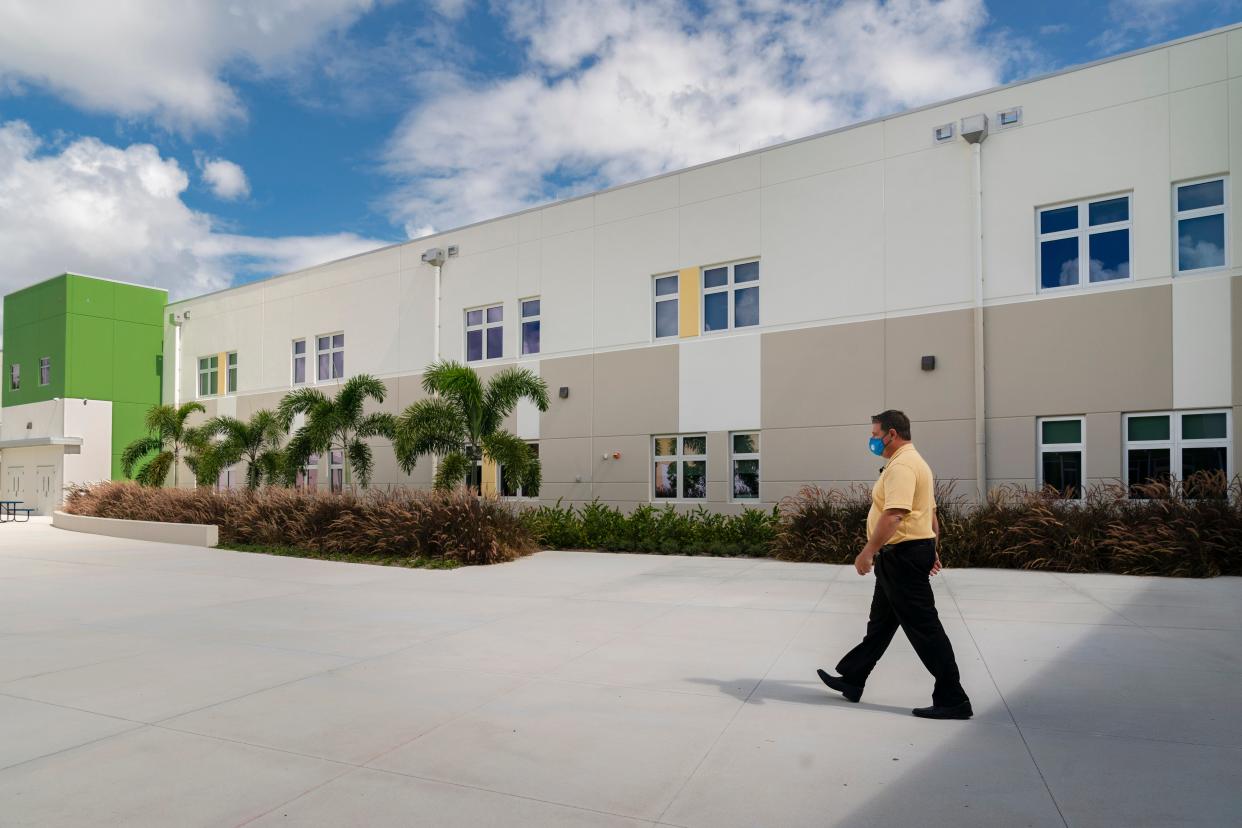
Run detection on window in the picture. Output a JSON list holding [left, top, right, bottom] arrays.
[[997, 107, 1022, 128], [731, 432, 760, 500], [216, 464, 238, 491], [520, 298, 541, 356], [329, 450, 344, 492], [38, 357, 50, 387], [932, 123, 954, 142], [702, 260, 759, 332], [8, 363, 18, 391], [292, 339, 307, 385], [653, 273, 679, 339], [296, 453, 320, 490], [317, 333, 345, 382], [1038, 194, 1131, 290], [1175, 177, 1228, 274], [1124, 410, 1231, 498], [197, 355, 218, 397], [653, 434, 707, 500], [226, 352, 238, 394], [465, 304, 503, 362], [1037, 417, 1084, 499], [500, 443, 540, 498]]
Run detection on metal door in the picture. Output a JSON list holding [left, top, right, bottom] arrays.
[[35, 464, 58, 515]]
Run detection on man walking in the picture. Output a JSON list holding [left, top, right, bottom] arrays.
[[817, 410, 972, 720]]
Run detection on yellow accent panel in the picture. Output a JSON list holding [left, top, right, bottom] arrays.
[[678, 267, 699, 338], [482, 458, 498, 497], [216, 352, 227, 396]]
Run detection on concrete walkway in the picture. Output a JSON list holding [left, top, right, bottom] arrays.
[[1, 519, 1239, 827]]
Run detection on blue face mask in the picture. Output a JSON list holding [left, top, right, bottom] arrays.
[[868, 436, 887, 457]]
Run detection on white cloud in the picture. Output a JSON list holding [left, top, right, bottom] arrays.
[[0, 0, 375, 131], [0, 120, 386, 331], [198, 156, 251, 200], [384, 0, 1020, 237], [1093, 0, 1239, 53]]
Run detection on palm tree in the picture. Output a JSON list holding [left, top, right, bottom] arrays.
[[183, 426, 228, 488], [392, 361, 548, 492], [201, 410, 287, 490], [120, 401, 207, 487], [278, 374, 394, 492]]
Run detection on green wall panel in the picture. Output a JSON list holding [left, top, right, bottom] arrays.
[[1, 314, 67, 407], [66, 274, 116, 319], [113, 282, 168, 326], [3, 275, 66, 327], [64, 313, 116, 401], [111, 400, 151, 480], [112, 320, 163, 404]]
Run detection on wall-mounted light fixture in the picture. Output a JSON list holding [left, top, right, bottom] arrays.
[[921, 355, 936, 371], [559, 386, 569, 399]]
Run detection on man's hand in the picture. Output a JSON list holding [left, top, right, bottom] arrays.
[[930, 553, 943, 577], [854, 549, 876, 576]]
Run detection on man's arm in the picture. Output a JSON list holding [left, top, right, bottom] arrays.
[[931, 508, 943, 576], [854, 508, 908, 575]]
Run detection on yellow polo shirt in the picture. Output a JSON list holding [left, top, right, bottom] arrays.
[[866, 443, 936, 544]]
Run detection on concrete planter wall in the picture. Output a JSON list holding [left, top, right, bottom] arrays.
[[52, 511, 219, 548]]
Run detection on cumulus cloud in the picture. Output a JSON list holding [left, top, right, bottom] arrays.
[[0, 120, 386, 331], [198, 156, 251, 200], [384, 0, 1020, 236], [0, 0, 375, 131], [1093, 0, 1239, 53]]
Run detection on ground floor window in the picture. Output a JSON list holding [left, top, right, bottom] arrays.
[[731, 432, 759, 500], [329, 450, 344, 492], [500, 443, 540, 498], [1037, 417, 1084, 499], [653, 434, 706, 500], [296, 454, 320, 490], [1124, 410, 1231, 498], [216, 464, 238, 491]]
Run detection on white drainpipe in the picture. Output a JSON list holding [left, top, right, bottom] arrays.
[[962, 115, 989, 504]]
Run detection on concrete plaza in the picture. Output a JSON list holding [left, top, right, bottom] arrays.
[[1, 519, 1239, 826]]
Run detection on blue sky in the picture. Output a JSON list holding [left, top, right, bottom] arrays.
[[0, 0, 1237, 309]]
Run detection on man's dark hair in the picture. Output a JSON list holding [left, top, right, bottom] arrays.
[[872, 410, 912, 440]]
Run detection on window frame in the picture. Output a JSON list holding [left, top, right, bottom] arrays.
[[291, 338, 307, 386], [197, 355, 218, 398], [329, 450, 344, 492], [701, 259, 760, 334], [1122, 409, 1233, 497], [1036, 416, 1086, 500], [465, 303, 504, 363], [652, 272, 679, 340], [730, 431, 760, 502], [38, 357, 50, 387], [1173, 175, 1230, 276], [519, 297, 541, 357], [225, 351, 238, 394], [651, 434, 708, 501], [296, 453, 320, 491], [1036, 193, 1133, 293], [316, 332, 345, 383]]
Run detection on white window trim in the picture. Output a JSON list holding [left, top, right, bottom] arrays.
[[38, 357, 50, 387], [1036, 193, 1133, 294], [196, 355, 218, 398], [225, 351, 238, 395], [652, 434, 708, 502], [329, 450, 345, 492], [652, 272, 679, 340], [1173, 175, 1230, 276], [1122, 409, 1233, 495], [465, 303, 504, 363], [1036, 416, 1086, 500], [701, 259, 760, 334], [316, 332, 345, 383], [291, 338, 307, 386], [729, 431, 760, 502], [519, 297, 541, 356]]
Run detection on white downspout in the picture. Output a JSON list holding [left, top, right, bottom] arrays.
[[962, 115, 988, 505], [169, 312, 183, 407]]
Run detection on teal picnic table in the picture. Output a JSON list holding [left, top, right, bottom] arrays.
[[0, 500, 33, 522]]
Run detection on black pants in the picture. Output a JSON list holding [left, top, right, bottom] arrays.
[[835, 538, 969, 707]]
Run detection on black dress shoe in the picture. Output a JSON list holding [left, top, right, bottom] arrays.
[[816, 669, 862, 703], [911, 701, 973, 719]]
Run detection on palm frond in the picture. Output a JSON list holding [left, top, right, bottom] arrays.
[[337, 374, 387, 422], [357, 411, 396, 441], [422, 361, 483, 425], [345, 438, 374, 489], [134, 451, 174, 487], [433, 451, 473, 492], [121, 435, 163, 478], [482, 430, 541, 494], [392, 398, 468, 473], [277, 387, 328, 428], [482, 367, 549, 434]]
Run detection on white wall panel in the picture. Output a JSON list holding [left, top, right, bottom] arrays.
[[61, 399, 111, 485], [1169, 82, 1231, 182], [593, 209, 678, 349], [678, 335, 760, 433], [595, 175, 679, 225], [679, 190, 761, 272], [679, 155, 761, 205], [1173, 276, 1232, 408], [540, 228, 595, 354], [760, 122, 884, 186], [1169, 33, 1228, 91]]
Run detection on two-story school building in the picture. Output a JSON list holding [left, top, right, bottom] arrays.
[[4, 24, 1241, 514]]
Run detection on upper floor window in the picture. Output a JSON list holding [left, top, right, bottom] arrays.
[[8, 363, 18, 391], [653, 434, 706, 500], [703, 259, 759, 332], [1037, 417, 1084, 500], [39, 357, 51, 387], [197, 355, 217, 397], [466, 304, 502, 362], [317, 333, 345, 381], [1124, 409, 1231, 499], [731, 432, 760, 501], [1038, 195, 1131, 291], [292, 339, 307, 385], [653, 273, 679, 339], [1175, 177, 1228, 274], [226, 352, 238, 394], [520, 298, 541, 356]]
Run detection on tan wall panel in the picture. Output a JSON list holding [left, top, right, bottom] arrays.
[[986, 416, 1036, 481], [540, 436, 593, 486], [1233, 277, 1242, 408], [234, 390, 285, 421], [985, 286, 1173, 417], [540, 355, 593, 439], [592, 434, 650, 485], [762, 424, 879, 484], [884, 309, 974, 422], [910, 418, 976, 483], [706, 431, 728, 482], [761, 322, 884, 429], [593, 346, 677, 437], [592, 481, 650, 504], [1085, 411, 1122, 481]]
